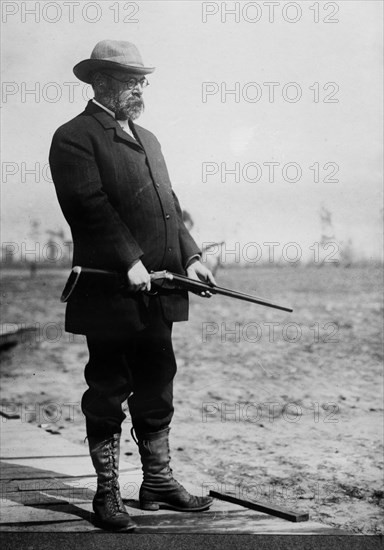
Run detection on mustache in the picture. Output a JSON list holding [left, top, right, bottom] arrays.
[[120, 94, 143, 108], [128, 93, 143, 103]]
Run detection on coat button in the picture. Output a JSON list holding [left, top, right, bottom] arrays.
[[168, 247, 172, 252], [165, 214, 170, 219]]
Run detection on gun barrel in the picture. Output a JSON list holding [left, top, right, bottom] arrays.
[[212, 286, 292, 312], [157, 272, 293, 313]]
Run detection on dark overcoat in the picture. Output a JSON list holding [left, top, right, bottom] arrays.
[[49, 100, 200, 335]]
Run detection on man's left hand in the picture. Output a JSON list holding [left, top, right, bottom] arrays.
[[186, 261, 217, 298]]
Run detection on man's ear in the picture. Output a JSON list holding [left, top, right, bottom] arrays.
[[91, 72, 106, 93]]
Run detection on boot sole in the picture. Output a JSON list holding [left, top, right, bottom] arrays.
[[140, 500, 213, 512], [93, 516, 137, 532]]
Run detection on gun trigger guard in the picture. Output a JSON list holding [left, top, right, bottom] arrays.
[[144, 288, 158, 296]]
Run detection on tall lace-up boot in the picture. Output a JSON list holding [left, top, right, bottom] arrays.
[[132, 427, 213, 512], [88, 433, 137, 531]]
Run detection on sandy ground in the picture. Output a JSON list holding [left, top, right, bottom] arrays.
[[1, 265, 383, 534]]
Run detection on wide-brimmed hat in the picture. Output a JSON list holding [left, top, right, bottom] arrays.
[[73, 39, 155, 83]]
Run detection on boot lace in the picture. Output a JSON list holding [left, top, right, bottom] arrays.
[[106, 437, 126, 514]]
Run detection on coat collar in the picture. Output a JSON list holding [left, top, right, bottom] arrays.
[[85, 100, 144, 150]]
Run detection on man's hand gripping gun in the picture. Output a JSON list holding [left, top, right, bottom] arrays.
[[61, 266, 293, 313]]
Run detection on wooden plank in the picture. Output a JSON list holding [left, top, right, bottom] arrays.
[[14, 480, 95, 493], [0, 522, 347, 534], [0, 422, 87, 458], [0, 499, 93, 524], [0, 499, 343, 534], [0, 519, 99, 532], [2, 457, 91, 478], [1, 491, 89, 507], [0, 468, 95, 481], [0, 463, 136, 481], [0, 456, 93, 477], [132, 513, 347, 534], [209, 490, 309, 523], [2, 455, 89, 460]]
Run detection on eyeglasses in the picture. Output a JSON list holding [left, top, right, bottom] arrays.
[[104, 73, 149, 89]]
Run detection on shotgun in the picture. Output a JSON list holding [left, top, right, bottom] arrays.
[[61, 266, 293, 313]]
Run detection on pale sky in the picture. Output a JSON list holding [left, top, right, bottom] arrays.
[[1, 0, 383, 262]]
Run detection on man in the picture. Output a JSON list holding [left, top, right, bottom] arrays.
[[49, 39, 215, 532]]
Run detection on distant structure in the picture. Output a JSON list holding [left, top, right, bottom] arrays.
[[45, 229, 66, 262], [318, 205, 341, 266], [319, 205, 335, 245], [28, 219, 41, 276], [339, 238, 354, 267]]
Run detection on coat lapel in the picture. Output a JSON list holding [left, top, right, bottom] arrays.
[[129, 121, 159, 171], [115, 124, 142, 148], [85, 100, 143, 150]]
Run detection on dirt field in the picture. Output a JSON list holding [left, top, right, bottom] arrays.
[[1, 265, 383, 534]]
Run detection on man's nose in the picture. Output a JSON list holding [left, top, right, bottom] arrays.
[[131, 84, 143, 95]]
